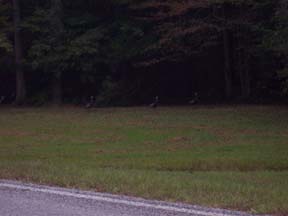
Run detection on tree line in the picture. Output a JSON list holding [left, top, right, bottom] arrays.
[[0, 0, 287, 106]]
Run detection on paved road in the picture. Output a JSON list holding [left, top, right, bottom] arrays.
[[0, 180, 256, 216]]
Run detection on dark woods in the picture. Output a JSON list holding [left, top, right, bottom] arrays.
[[0, 0, 287, 106]]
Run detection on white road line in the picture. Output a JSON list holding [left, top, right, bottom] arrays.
[[0, 182, 231, 216]]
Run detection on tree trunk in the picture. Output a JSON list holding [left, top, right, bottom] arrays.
[[221, 2, 234, 100], [52, 73, 62, 105], [239, 50, 251, 99], [223, 29, 233, 99], [50, 0, 64, 105], [13, 0, 26, 105]]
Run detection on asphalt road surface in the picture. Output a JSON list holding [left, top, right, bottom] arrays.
[[0, 180, 257, 216]]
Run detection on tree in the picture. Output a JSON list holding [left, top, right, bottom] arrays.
[[0, 1, 11, 53], [0, 0, 285, 104], [130, 0, 213, 65], [130, 0, 238, 99], [13, 0, 26, 105], [27, 0, 107, 104], [50, 0, 64, 105], [266, 0, 288, 95]]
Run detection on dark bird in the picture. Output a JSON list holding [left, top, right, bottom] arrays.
[[85, 96, 95, 109], [149, 96, 159, 108], [0, 96, 5, 104], [189, 92, 199, 105]]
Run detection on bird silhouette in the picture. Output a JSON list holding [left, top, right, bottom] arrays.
[[85, 96, 95, 108], [149, 96, 159, 108], [0, 96, 5, 104], [189, 92, 199, 105]]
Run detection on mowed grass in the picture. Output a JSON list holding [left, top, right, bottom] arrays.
[[0, 106, 287, 215]]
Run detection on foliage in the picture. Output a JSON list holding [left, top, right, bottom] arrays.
[[264, 0, 288, 95], [26, 6, 103, 75], [1, 0, 287, 104], [0, 2, 12, 52]]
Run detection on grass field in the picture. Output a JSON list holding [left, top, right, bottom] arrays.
[[0, 106, 287, 215]]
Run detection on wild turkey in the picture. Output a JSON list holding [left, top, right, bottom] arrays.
[[189, 92, 199, 105], [0, 96, 5, 104], [85, 96, 95, 108], [149, 96, 159, 108]]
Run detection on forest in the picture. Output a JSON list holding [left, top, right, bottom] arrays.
[[0, 0, 288, 106]]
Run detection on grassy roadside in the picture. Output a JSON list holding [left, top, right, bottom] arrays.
[[0, 106, 287, 214]]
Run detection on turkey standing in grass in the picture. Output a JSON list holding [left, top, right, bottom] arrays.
[[150, 96, 159, 108], [189, 92, 199, 105], [85, 96, 95, 109], [0, 96, 5, 104]]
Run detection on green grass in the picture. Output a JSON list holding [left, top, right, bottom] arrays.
[[0, 106, 287, 215]]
